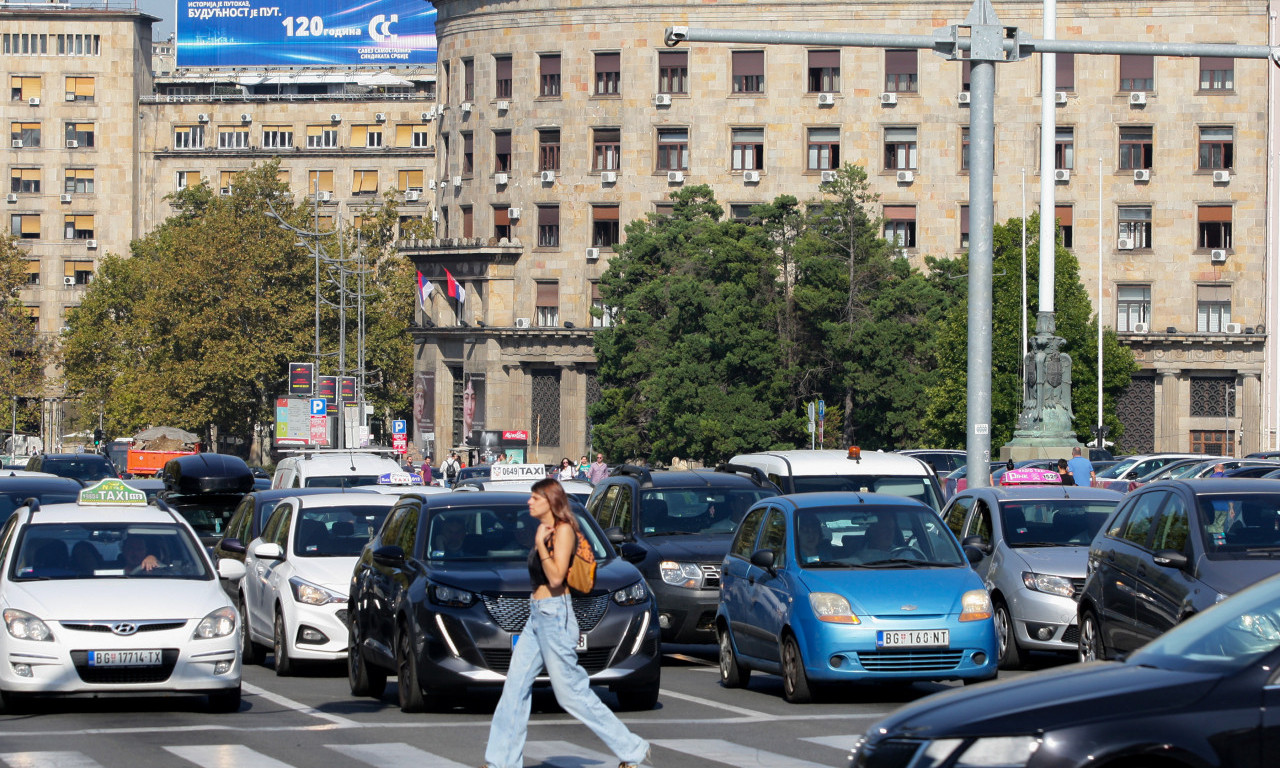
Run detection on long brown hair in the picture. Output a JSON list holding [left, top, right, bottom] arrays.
[[531, 477, 579, 532]]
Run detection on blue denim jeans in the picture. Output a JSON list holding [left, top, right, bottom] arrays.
[[483, 593, 649, 768]]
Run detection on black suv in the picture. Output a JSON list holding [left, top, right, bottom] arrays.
[[24, 453, 117, 482], [586, 465, 779, 644], [158, 453, 255, 546]]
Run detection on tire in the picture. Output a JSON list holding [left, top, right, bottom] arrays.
[[207, 686, 242, 714], [780, 635, 812, 704], [1078, 609, 1106, 663], [273, 611, 295, 677], [0, 690, 26, 715], [994, 600, 1024, 670], [347, 618, 387, 698], [718, 627, 751, 688], [615, 682, 660, 711], [239, 597, 265, 666], [396, 625, 425, 712]]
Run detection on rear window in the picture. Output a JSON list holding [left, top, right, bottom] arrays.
[[637, 488, 775, 535], [305, 475, 384, 488], [42, 457, 114, 481], [792, 475, 941, 511]]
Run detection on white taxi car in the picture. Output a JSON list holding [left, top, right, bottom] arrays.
[[0, 479, 246, 712]]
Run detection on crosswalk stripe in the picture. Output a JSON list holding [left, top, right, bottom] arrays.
[[164, 745, 295, 768], [652, 738, 832, 768], [523, 739, 617, 767], [801, 735, 859, 751], [328, 742, 476, 768], [0, 752, 103, 768]]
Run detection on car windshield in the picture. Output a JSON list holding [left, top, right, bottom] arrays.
[[638, 488, 775, 535], [1198, 493, 1280, 557], [795, 505, 965, 567], [166, 495, 242, 538], [0, 487, 80, 517], [305, 474, 384, 488], [1130, 576, 1280, 674], [791, 475, 941, 511], [999, 499, 1118, 546], [10, 522, 210, 581], [43, 458, 113, 481], [424, 505, 609, 562], [1096, 459, 1139, 479], [293, 505, 390, 557]]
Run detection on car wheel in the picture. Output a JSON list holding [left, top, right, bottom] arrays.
[[994, 600, 1024, 670], [239, 597, 265, 666], [615, 682, 660, 711], [396, 625, 425, 713], [718, 626, 751, 688], [1078, 609, 1106, 663], [347, 618, 387, 698], [780, 635, 812, 704], [0, 689, 26, 715], [207, 686, 242, 714], [273, 611, 295, 676]]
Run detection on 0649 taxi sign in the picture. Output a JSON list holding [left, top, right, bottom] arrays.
[[78, 479, 148, 505]]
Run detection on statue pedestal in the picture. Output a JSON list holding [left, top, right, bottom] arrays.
[[1001, 312, 1084, 463]]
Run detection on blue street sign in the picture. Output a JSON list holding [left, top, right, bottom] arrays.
[[818, 400, 825, 420], [391, 419, 407, 435], [310, 398, 326, 416]]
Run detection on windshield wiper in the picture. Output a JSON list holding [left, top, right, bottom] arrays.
[[803, 561, 863, 569], [1011, 541, 1068, 548], [644, 531, 700, 536], [861, 558, 958, 568]]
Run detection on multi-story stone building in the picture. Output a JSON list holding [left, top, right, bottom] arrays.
[[417, 0, 1274, 460]]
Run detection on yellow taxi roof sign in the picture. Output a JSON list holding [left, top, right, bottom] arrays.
[[78, 478, 147, 506]]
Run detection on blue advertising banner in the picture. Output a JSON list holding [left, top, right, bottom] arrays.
[[176, 0, 436, 68]]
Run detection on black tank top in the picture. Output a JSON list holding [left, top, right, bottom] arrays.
[[527, 546, 549, 588]]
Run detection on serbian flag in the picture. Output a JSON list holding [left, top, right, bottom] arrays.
[[445, 268, 466, 304], [416, 270, 433, 310]]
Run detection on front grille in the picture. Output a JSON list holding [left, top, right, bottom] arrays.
[[70, 649, 179, 684], [480, 594, 611, 633], [1061, 623, 1080, 645], [481, 646, 614, 675], [1070, 577, 1086, 599], [60, 620, 188, 635], [857, 739, 925, 768], [856, 650, 964, 672], [700, 564, 721, 589]]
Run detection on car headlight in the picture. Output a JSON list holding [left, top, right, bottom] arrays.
[[917, 735, 1040, 767], [613, 580, 649, 605], [193, 606, 237, 639], [659, 561, 704, 588], [3, 608, 53, 642], [809, 592, 860, 624], [959, 589, 994, 622], [428, 582, 476, 608], [289, 576, 347, 606], [1022, 571, 1075, 599]]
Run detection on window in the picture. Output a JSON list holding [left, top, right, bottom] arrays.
[[1191, 377, 1235, 418], [63, 122, 94, 148], [175, 170, 201, 191], [1199, 57, 1233, 91], [398, 170, 424, 193], [462, 58, 475, 101], [1055, 204, 1073, 248], [493, 205, 511, 241], [2, 35, 48, 55], [494, 55, 512, 99], [959, 205, 969, 249], [64, 168, 93, 194], [23, 261, 38, 286], [351, 125, 383, 148], [462, 132, 474, 175], [461, 206, 473, 238], [593, 128, 620, 171], [658, 50, 688, 95], [395, 123, 431, 149], [12, 122, 40, 147], [64, 214, 93, 240], [1196, 285, 1232, 333], [493, 130, 511, 173], [307, 170, 334, 194], [1199, 126, 1233, 170], [961, 127, 970, 171], [883, 205, 916, 249], [10, 76, 40, 102], [1119, 55, 1154, 91], [1119, 491, 1166, 547], [537, 205, 559, 248], [539, 129, 560, 172], [217, 126, 248, 149], [535, 281, 560, 327], [55, 34, 99, 56], [262, 125, 293, 149], [807, 127, 839, 170], [808, 50, 839, 93], [732, 51, 764, 93], [10, 214, 39, 240], [1116, 285, 1150, 332], [305, 125, 338, 148], [728, 204, 757, 221], [1118, 205, 1152, 248], [1119, 126, 1153, 170], [1191, 430, 1232, 456], [595, 52, 620, 95], [885, 50, 917, 93], [731, 127, 764, 171], [352, 170, 378, 196], [276, 168, 290, 186], [656, 127, 688, 171], [884, 126, 917, 170], [438, 206, 448, 237], [218, 170, 239, 196], [591, 282, 614, 328], [64, 259, 92, 286], [1198, 205, 1232, 249], [539, 54, 561, 97], [1056, 53, 1075, 91], [10, 169, 39, 194], [1055, 127, 1074, 169], [592, 205, 620, 249], [174, 124, 203, 149], [64, 76, 94, 102]]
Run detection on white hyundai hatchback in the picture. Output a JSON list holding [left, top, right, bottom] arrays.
[[0, 479, 247, 713], [240, 492, 395, 675]]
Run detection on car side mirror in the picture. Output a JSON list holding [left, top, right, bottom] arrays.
[[217, 558, 246, 581], [750, 548, 776, 573], [963, 545, 986, 565], [1152, 549, 1190, 570], [219, 537, 246, 555], [605, 526, 628, 544], [251, 542, 283, 560], [618, 541, 646, 563], [372, 545, 406, 567], [962, 535, 991, 556]]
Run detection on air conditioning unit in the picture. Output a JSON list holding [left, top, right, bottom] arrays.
[[85, 239, 98, 249], [1225, 322, 1243, 334], [240, 113, 251, 122], [743, 170, 760, 183], [957, 91, 971, 104], [66, 92, 75, 102], [421, 111, 434, 121], [1129, 91, 1147, 105], [540, 170, 556, 183], [1133, 169, 1150, 181], [816, 92, 835, 106], [667, 170, 685, 183], [1055, 91, 1068, 104], [66, 139, 78, 148], [197, 113, 209, 122], [896, 170, 915, 183], [514, 317, 531, 329], [374, 112, 386, 122], [405, 190, 421, 202], [880, 92, 897, 105], [585, 247, 600, 260], [60, 194, 72, 203], [329, 113, 342, 122], [63, 276, 76, 286], [460, 102, 473, 114], [5, 194, 16, 203], [653, 93, 672, 106], [1132, 322, 1150, 333], [1210, 249, 1228, 263], [507, 207, 521, 219], [428, 178, 437, 189], [27, 97, 39, 106], [1054, 169, 1071, 182], [494, 173, 509, 186], [452, 176, 462, 187], [1118, 238, 1135, 250], [496, 100, 510, 112], [600, 171, 617, 184], [318, 190, 332, 202], [1213, 170, 1231, 183], [10, 140, 21, 149], [820, 170, 837, 183]]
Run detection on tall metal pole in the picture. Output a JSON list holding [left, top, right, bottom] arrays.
[[967, 55, 995, 484], [1097, 157, 1104, 449], [1021, 170, 1027, 368], [313, 180, 321, 365], [1038, 0, 1057, 314]]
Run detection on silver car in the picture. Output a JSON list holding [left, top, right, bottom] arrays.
[[942, 485, 1122, 669]]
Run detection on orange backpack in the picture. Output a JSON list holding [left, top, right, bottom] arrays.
[[566, 530, 596, 594]]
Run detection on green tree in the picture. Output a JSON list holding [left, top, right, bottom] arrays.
[[0, 233, 50, 437]]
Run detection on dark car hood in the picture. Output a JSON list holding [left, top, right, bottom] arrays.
[[872, 662, 1220, 740], [1197, 558, 1280, 596], [638, 534, 733, 563], [424, 556, 641, 594]]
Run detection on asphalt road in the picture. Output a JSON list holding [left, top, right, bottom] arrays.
[[0, 646, 1061, 768]]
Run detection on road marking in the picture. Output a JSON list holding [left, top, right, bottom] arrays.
[[664, 653, 717, 667], [524, 739, 616, 767], [329, 742, 475, 768], [802, 735, 859, 750], [241, 681, 358, 727], [0, 752, 103, 768], [165, 745, 295, 768], [653, 739, 832, 768], [655, 688, 773, 717]]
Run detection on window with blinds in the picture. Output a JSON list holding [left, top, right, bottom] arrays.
[[398, 170, 424, 192], [1055, 127, 1074, 170], [658, 50, 688, 95], [883, 205, 917, 249], [493, 205, 511, 240], [10, 76, 41, 101], [592, 205, 619, 248], [1118, 205, 1152, 248], [1055, 204, 1073, 248], [595, 52, 620, 96], [3, 35, 47, 56], [307, 170, 334, 194], [217, 126, 248, 149], [11, 214, 39, 239], [539, 129, 561, 172], [462, 57, 475, 100], [591, 282, 614, 328], [174, 124, 203, 149], [884, 127, 918, 170], [807, 127, 839, 171], [494, 130, 511, 173], [1199, 57, 1233, 91], [262, 125, 293, 149], [732, 50, 764, 93], [10, 168, 39, 194], [218, 170, 242, 195], [1119, 55, 1154, 91], [351, 125, 382, 148], [24, 260, 39, 286], [1116, 285, 1151, 332], [64, 259, 93, 286], [1198, 126, 1232, 170], [306, 125, 338, 148], [276, 168, 290, 185], [960, 205, 970, 249], [808, 50, 840, 93], [885, 50, 918, 93], [537, 205, 559, 248], [535, 281, 560, 327], [11, 122, 40, 147], [62, 168, 93, 195], [63, 214, 93, 239], [1197, 205, 1232, 250], [352, 170, 378, 196], [539, 54, 561, 98], [64, 76, 94, 102], [175, 170, 200, 191], [1196, 285, 1231, 333], [494, 55, 512, 99], [395, 124, 431, 148], [731, 127, 764, 171]]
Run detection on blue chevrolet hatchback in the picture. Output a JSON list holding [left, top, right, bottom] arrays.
[[717, 492, 998, 702]]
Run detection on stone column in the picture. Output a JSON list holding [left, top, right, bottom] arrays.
[[1241, 371, 1262, 456], [1156, 369, 1181, 452]]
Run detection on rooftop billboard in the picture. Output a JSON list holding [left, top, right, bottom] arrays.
[[176, 0, 436, 68]]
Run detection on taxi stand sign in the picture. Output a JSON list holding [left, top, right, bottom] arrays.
[[378, 471, 423, 486], [78, 479, 148, 506]]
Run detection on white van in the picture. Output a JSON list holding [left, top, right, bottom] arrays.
[[729, 448, 944, 510], [270, 450, 405, 490]]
